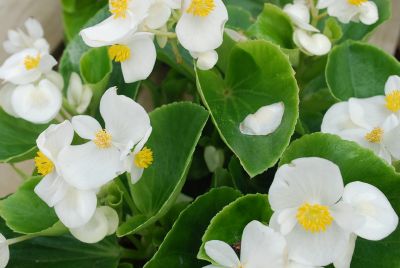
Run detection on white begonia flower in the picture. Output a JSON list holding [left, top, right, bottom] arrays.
[[268, 157, 364, 266], [58, 87, 151, 190], [80, 0, 152, 47], [0, 48, 57, 85], [108, 32, 157, 83], [176, 0, 228, 54], [190, 50, 219, 70], [34, 121, 98, 228], [317, 0, 378, 25], [70, 206, 119, 244], [283, 2, 319, 32], [332, 233, 357, 268], [204, 220, 318, 268], [240, 102, 285, 136], [144, 0, 181, 30], [0, 83, 19, 117], [0, 234, 9, 268], [67, 72, 93, 114], [293, 29, 332, 56], [3, 18, 49, 54]]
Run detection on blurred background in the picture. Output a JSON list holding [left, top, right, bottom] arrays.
[[0, 0, 399, 197]]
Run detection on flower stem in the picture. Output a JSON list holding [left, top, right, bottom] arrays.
[[7, 234, 38, 245], [115, 177, 138, 214], [147, 29, 177, 39], [170, 40, 183, 64]]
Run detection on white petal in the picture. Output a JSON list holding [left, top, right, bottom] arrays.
[[384, 75, 400, 95], [327, 2, 358, 24], [39, 54, 57, 73], [276, 208, 298, 235], [11, 79, 62, 124], [54, 188, 97, 228], [316, 0, 335, 9], [204, 240, 240, 267], [34, 173, 69, 207], [288, 261, 321, 268], [293, 29, 331, 56], [333, 233, 357, 268], [33, 38, 50, 54], [80, 15, 138, 47], [343, 181, 398, 240], [348, 96, 390, 129], [25, 18, 44, 38], [195, 50, 219, 70], [100, 87, 151, 154], [69, 207, 109, 243], [283, 3, 319, 32], [269, 157, 344, 210], [384, 125, 400, 160], [98, 206, 119, 235], [240, 102, 285, 136], [330, 201, 365, 233], [0, 234, 9, 268], [145, 2, 171, 29], [71, 115, 102, 140], [321, 102, 358, 135], [240, 220, 287, 268], [130, 164, 144, 184], [58, 142, 124, 190], [76, 85, 93, 114], [0, 83, 18, 117], [45, 71, 64, 89], [359, 1, 378, 25], [176, 0, 228, 53], [67, 72, 83, 107], [121, 33, 156, 83]]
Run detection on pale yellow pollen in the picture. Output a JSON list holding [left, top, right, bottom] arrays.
[[347, 0, 368, 6], [34, 151, 54, 176], [385, 90, 400, 112], [365, 127, 384, 143], [94, 129, 112, 149], [134, 147, 153, 168], [296, 203, 333, 233], [108, 44, 131, 62], [110, 0, 128, 18], [186, 0, 216, 17], [24, 54, 41, 70]]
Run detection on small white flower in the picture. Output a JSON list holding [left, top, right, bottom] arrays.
[[176, 0, 228, 66], [143, 0, 181, 30], [34, 121, 98, 228], [283, 2, 319, 32], [204, 145, 224, 172], [3, 18, 49, 54], [0, 234, 9, 268], [67, 72, 93, 114], [239, 102, 285, 136], [268, 157, 364, 266], [190, 50, 218, 70], [58, 87, 151, 190], [80, 0, 152, 47], [70, 206, 119, 244], [107, 32, 157, 83], [293, 29, 332, 56], [0, 48, 57, 85], [317, 0, 378, 25]]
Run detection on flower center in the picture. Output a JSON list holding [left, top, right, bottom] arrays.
[[186, 0, 215, 17], [24, 54, 41, 70], [94, 130, 112, 149], [385, 90, 400, 112], [296, 203, 333, 233], [108, 44, 131, 62], [347, 0, 367, 6], [134, 147, 154, 168], [365, 127, 383, 143], [110, 0, 129, 18], [34, 151, 54, 176]]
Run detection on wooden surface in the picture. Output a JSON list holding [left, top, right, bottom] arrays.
[[0, 0, 399, 197]]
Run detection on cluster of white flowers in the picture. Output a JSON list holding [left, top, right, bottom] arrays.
[[80, 0, 228, 83], [322, 75, 400, 163], [204, 157, 398, 268]]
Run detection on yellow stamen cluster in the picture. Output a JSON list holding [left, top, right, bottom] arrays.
[[365, 127, 384, 143], [94, 129, 113, 149], [108, 44, 131, 62], [347, 0, 367, 6], [134, 147, 154, 168], [186, 0, 215, 17], [385, 90, 400, 112], [34, 151, 54, 176], [110, 0, 128, 18], [24, 54, 41, 70], [296, 203, 333, 233]]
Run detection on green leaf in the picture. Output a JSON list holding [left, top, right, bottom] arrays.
[[280, 133, 400, 268], [144, 187, 241, 268], [196, 40, 299, 177], [0, 177, 59, 234], [197, 194, 273, 263], [326, 41, 400, 100], [117, 102, 209, 236], [248, 4, 295, 49], [0, 109, 49, 163], [323, 17, 343, 42], [226, 5, 253, 31]]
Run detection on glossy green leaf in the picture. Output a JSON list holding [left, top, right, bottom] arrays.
[[326, 41, 400, 101], [280, 133, 400, 267], [0, 109, 49, 163], [144, 187, 241, 268], [196, 40, 299, 177], [0, 177, 59, 234], [117, 102, 209, 236], [248, 4, 295, 48], [197, 194, 273, 262], [323, 17, 343, 42], [226, 5, 253, 31]]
